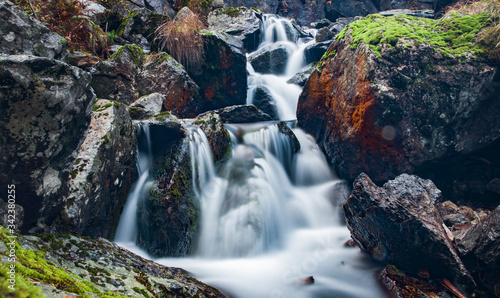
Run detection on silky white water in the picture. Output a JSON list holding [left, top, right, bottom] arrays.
[[115, 14, 385, 298]]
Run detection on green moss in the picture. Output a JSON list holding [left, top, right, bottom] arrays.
[[110, 44, 145, 67], [33, 42, 47, 56], [221, 7, 243, 17], [340, 12, 494, 59], [112, 100, 121, 108], [321, 49, 337, 60], [154, 111, 172, 121], [101, 135, 110, 144], [132, 287, 150, 298]]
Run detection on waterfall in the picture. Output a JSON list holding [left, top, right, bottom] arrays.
[[114, 124, 153, 243], [115, 12, 385, 298]]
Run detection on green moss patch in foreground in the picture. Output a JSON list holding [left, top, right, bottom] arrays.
[[337, 12, 495, 59], [0, 228, 126, 298]]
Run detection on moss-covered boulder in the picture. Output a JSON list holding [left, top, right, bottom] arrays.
[[54, 99, 137, 239], [194, 112, 232, 164], [129, 93, 166, 120], [0, 55, 95, 234], [297, 12, 500, 204], [0, 0, 67, 61], [136, 118, 199, 258], [0, 228, 224, 297], [91, 44, 145, 104]]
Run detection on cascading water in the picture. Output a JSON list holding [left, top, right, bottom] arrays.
[[115, 13, 385, 298]]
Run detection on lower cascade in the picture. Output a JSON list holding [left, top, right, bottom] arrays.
[[115, 14, 385, 297]]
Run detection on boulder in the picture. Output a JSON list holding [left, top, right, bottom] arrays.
[[0, 55, 95, 233], [248, 43, 291, 74], [205, 105, 273, 123], [287, 64, 316, 86], [0, 0, 67, 61], [297, 13, 500, 187], [91, 44, 145, 104], [194, 112, 232, 163], [137, 53, 201, 118], [315, 27, 334, 42], [130, 93, 165, 120], [137, 119, 200, 257], [0, 229, 224, 297], [304, 41, 331, 64], [117, 8, 166, 48], [208, 7, 262, 52], [343, 173, 475, 290], [251, 86, 280, 120], [187, 31, 247, 112], [310, 19, 332, 29], [324, 0, 378, 22], [55, 99, 137, 239]]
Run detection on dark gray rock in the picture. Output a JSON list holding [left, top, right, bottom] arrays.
[[315, 27, 334, 42], [251, 86, 280, 120], [130, 93, 166, 120], [56, 99, 137, 239], [380, 265, 449, 297], [378, 9, 434, 19], [0, 55, 95, 234], [206, 105, 273, 123], [287, 64, 316, 86], [208, 7, 262, 52], [324, 0, 378, 22], [310, 19, 332, 29], [0, 0, 67, 61], [304, 41, 331, 64], [137, 119, 199, 257], [248, 43, 291, 75], [0, 198, 24, 233], [344, 173, 475, 291], [194, 112, 232, 164]]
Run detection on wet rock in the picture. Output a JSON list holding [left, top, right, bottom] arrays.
[[187, 31, 247, 113], [297, 14, 500, 187], [137, 119, 199, 257], [208, 7, 262, 52], [456, 206, 500, 294], [304, 41, 331, 64], [277, 121, 301, 154], [130, 93, 165, 120], [310, 19, 332, 29], [137, 53, 201, 118], [300, 276, 315, 285], [206, 105, 273, 123], [325, 0, 378, 22], [0, 199, 24, 232], [55, 99, 137, 239], [287, 64, 316, 86], [251, 86, 280, 120], [380, 265, 449, 297], [0, 55, 95, 234], [248, 43, 291, 75], [194, 112, 232, 163], [343, 173, 475, 290], [91, 44, 145, 104], [0, 230, 224, 297], [315, 27, 334, 43], [378, 9, 434, 19], [0, 0, 67, 61]]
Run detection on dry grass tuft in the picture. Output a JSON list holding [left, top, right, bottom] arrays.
[[155, 8, 205, 71]]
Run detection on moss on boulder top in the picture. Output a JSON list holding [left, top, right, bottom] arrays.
[[336, 11, 497, 60]]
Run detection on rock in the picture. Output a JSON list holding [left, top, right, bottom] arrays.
[[315, 27, 334, 42], [324, 0, 378, 22], [208, 7, 262, 52], [67, 51, 100, 69], [300, 276, 314, 285], [137, 119, 199, 257], [0, 55, 95, 234], [287, 64, 316, 86], [378, 9, 434, 19], [188, 30, 247, 112], [206, 105, 273, 123], [438, 201, 480, 228], [304, 41, 331, 64], [118, 8, 165, 46], [248, 43, 291, 75], [144, 0, 175, 18], [54, 99, 137, 239], [380, 265, 449, 297], [486, 178, 500, 195], [194, 112, 232, 163], [0, 0, 67, 61], [78, 0, 106, 16], [277, 121, 301, 155], [456, 206, 500, 295], [297, 13, 500, 186], [91, 44, 145, 104], [251, 86, 280, 120], [343, 173, 475, 290], [137, 53, 201, 118], [0, 229, 224, 297], [0, 199, 24, 232], [130, 93, 165, 120], [310, 19, 332, 29]]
